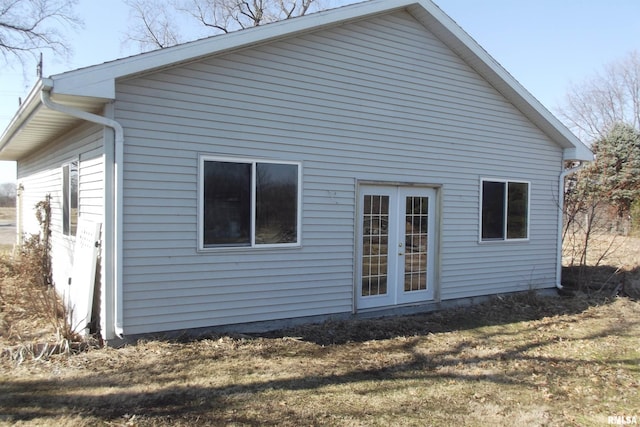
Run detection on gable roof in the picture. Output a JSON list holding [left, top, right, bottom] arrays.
[[0, 0, 592, 161]]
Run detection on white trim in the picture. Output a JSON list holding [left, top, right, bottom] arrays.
[[396, 186, 437, 304], [197, 155, 302, 251], [555, 162, 586, 289], [40, 86, 125, 340], [479, 177, 531, 243], [50, 0, 411, 99], [1, 0, 592, 163], [61, 158, 79, 237], [356, 183, 438, 311]]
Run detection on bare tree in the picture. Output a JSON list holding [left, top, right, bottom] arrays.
[[124, 0, 183, 50], [181, 0, 317, 31], [0, 182, 16, 207], [124, 0, 326, 52], [0, 0, 82, 69], [557, 50, 640, 143]]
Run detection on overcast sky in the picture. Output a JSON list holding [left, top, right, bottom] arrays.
[[1, 0, 639, 182]]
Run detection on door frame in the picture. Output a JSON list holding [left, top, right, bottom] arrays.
[[355, 182, 440, 311]]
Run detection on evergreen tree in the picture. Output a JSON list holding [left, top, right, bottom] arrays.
[[589, 123, 640, 217]]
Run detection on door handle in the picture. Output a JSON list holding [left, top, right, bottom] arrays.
[[398, 252, 404, 256]]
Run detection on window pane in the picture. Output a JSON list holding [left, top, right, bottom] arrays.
[[256, 163, 298, 244], [203, 161, 251, 246], [482, 181, 505, 240], [62, 164, 70, 235], [507, 182, 528, 239], [70, 161, 78, 236]]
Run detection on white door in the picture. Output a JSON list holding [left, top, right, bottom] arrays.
[[357, 185, 436, 309]]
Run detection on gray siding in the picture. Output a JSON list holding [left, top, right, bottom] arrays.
[[18, 123, 104, 313], [115, 11, 563, 334]]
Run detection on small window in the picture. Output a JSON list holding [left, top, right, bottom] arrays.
[[62, 161, 78, 236], [481, 179, 529, 241], [200, 157, 300, 249]]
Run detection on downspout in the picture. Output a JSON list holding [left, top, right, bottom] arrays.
[[40, 79, 125, 338], [556, 161, 585, 290]]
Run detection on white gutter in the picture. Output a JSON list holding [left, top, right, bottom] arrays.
[[40, 78, 125, 339], [556, 161, 586, 290]]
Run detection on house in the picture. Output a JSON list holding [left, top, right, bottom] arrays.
[[0, 0, 592, 342]]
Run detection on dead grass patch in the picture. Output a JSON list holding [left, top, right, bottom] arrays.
[[1, 293, 638, 426], [0, 235, 638, 425], [0, 208, 14, 222], [563, 235, 640, 298]]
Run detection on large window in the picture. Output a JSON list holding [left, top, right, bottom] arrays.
[[481, 179, 529, 241], [62, 161, 78, 236], [200, 157, 300, 249]]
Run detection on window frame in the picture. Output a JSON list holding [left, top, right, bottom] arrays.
[[198, 155, 302, 251], [479, 178, 530, 243], [62, 160, 79, 237]]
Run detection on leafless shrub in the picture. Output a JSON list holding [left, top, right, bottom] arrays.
[[562, 197, 626, 291], [0, 196, 82, 362]]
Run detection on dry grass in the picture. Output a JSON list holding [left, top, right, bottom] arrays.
[[0, 236, 638, 426], [0, 208, 14, 222], [563, 235, 640, 299], [0, 207, 15, 253], [1, 294, 638, 426], [0, 223, 82, 362]]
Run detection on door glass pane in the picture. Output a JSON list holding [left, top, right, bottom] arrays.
[[256, 163, 298, 244], [362, 195, 389, 296], [404, 196, 428, 292]]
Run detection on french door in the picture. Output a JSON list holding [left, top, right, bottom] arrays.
[[357, 185, 436, 309]]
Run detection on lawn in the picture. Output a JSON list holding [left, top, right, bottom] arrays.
[[2, 295, 639, 425], [0, 237, 639, 426]]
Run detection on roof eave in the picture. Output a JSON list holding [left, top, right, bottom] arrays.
[[563, 146, 594, 162], [0, 0, 593, 162], [0, 79, 111, 161], [0, 80, 45, 160], [51, 0, 414, 99]]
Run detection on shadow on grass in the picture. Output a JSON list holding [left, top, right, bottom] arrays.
[[562, 265, 640, 299], [261, 289, 617, 346], [2, 275, 638, 424], [2, 317, 638, 424]]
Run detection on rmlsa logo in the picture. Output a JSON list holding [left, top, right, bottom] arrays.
[[609, 415, 638, 425]]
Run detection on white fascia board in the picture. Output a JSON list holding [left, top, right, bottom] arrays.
[[51, 0, 415, 99], [563, 146, 594, 162], [52, 75, 117, 99], [47, 0, 592, 160]]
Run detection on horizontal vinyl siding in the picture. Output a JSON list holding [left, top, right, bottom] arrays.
[[17, 124, 104, 300], [116, 11, 563, 334]]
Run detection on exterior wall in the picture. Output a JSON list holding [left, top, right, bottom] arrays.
[[17, 123, 105, 324], [115, 11, 563, 335]]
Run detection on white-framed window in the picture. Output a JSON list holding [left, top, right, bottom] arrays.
[[198, 156, 301, 249], [480, 178, 529, 241], [62, 160, 79, 236]]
